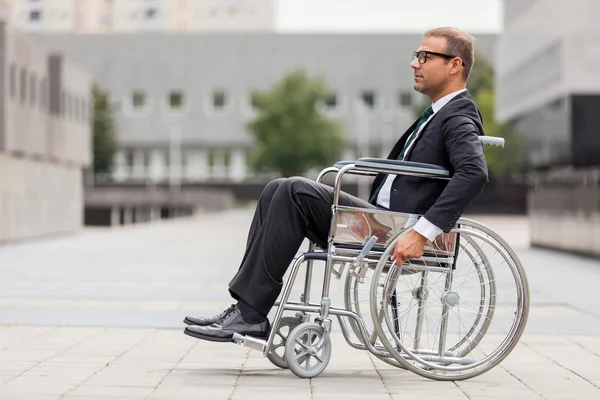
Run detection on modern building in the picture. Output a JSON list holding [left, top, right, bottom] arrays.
[[7, 0, 275, 33], [496, 0, 600, 170], [0, 2, 93, 242], [496, 0, 600, 256], [33, 32, 497, 186]]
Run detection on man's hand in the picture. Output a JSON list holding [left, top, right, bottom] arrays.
[[390, 230, 429, 264]]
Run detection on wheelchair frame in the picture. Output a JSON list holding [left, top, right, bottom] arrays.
[[230, 136, 530, 380]]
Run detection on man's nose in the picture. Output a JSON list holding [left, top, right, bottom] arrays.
[[410, 58, 420, 70]]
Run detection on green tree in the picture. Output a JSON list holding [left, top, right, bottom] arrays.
[[91, 84, 118, 174], [474, 88, 525, 178], [246, 69, 344, 177]]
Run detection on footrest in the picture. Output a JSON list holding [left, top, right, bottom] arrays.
[[232, 333, 266, 351]]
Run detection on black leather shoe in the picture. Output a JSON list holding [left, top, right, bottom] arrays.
[[183, 304, 237, 326], [183, 307, 270, 342]]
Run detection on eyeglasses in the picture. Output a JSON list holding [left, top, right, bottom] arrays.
[[413, 50, 466, 67]]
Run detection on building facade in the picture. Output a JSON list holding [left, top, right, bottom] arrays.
[[7, 0, 275, 33], [0, 3, 93, 242], [33, 32, 497, 185], [496, 0, 600, 170], [496, 0, 600, 256]]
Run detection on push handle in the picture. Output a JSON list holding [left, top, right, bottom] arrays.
[[479, 136, 505, 148]]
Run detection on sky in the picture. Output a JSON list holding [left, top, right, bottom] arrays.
[[275, 0, 503, 34]]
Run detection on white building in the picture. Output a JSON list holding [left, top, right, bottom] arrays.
[[7, 0, 275, 33], [0, 1, 93, 242]]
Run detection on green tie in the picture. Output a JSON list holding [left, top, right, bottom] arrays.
[[368, 106, 434, 204]]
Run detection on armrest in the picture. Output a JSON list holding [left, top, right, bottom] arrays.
[[333, 160, 355, 169], [354, 158, 450, 178]]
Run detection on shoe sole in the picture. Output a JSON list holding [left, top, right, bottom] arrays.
[[183, 317, 213, 327], [184, 328, 234, 342], [183, 328, 269, 343]]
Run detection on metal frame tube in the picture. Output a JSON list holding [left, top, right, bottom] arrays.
[[437, 268, 454, 357], [413, 271, 429, 350]]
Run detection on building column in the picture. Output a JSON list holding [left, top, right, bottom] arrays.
[[113, 150, 127, 182], [149, 149, 167, 182], [229, 148, 246, 182], [150, 206, 160, 221], [123, 207, 133, 225], [211, 150, 226, 179], [111, 206, 120, 226], [132, 149, 146, 179]]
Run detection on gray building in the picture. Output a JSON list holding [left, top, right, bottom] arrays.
[[0, 4, 93, 242], [34, 32, 497, 184], [496, 0, 600, 170], [496, 0, 600, 257]]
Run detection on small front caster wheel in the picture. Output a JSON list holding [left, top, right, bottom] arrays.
[[284, 322, 332, 378]]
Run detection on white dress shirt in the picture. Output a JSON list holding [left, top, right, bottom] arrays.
[[376, 88, 467, 241]]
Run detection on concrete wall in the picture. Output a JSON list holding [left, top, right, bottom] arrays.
[[528, 175, 600, 258], [0, 154, 83, 241]]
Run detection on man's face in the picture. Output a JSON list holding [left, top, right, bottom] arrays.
[[410, 36, 451, 97]]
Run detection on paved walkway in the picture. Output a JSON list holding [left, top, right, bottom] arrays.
[[0, 209, 599, 399]]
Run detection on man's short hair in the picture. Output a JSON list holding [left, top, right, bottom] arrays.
[[424, 27, 475, 81]]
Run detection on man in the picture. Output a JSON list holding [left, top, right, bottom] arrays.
[[183, 27, 488, 342]]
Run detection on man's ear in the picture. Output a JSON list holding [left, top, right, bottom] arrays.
[[449, 58, 463, 76]]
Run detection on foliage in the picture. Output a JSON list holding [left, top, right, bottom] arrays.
[[246, 68, 345, 178], [91, 84, 118, 174]]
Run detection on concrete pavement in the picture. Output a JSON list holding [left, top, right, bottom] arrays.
[[0, 208, 600, 399]]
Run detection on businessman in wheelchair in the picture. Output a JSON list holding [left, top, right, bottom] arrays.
[[184, 27, 488, 343]]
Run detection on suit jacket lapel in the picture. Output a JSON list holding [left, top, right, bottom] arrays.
[[368, 116, 420, 201]]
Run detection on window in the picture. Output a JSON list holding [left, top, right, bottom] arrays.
[[125, 149, 134, 169], [9, 64, 16, 99], [82, 99, 88, 121], [169, 91, 184, 109], [61, 91, 66, 115], [29, 73, 36, 105], [73, 96, 79, 121], [39, 78, 48, 108], [132, 91, 146, 108], [66, 93, 72, 118], [29, 10, 41, 21], [324, 92, 337, 109], [241, 91, 259, 117], [360, 90, 376, 108], [398, 91, 412, 107], [145, 8, 157, 20], [19, 68, 27, 104], [212, 90, 227, 109]]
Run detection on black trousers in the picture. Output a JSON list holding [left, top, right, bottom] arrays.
[[228, 177, 376, 315]]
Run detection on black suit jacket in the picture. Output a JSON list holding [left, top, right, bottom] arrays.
[[368, 90, 488, 233]]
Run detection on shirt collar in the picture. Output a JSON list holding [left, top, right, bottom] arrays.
[[431, 88, 467, 114]]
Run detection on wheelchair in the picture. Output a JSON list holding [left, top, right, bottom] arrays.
[[230, 136, 530, 381]]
